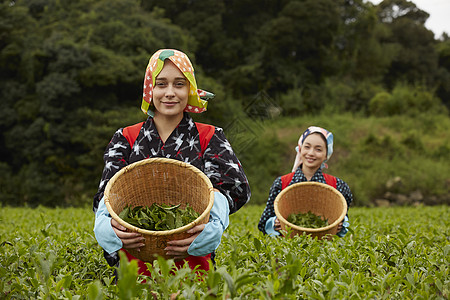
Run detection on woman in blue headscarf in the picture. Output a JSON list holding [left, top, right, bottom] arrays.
[[258, 126, 352, 237]]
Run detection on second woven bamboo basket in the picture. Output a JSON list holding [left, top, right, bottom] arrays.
[[274, 181, 347, 240]]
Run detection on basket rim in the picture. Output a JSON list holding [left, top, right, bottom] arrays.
[[274, 181, 347, 233], [104, 157, 215, 236]]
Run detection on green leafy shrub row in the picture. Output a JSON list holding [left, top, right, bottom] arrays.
[[1, 205, 448, 298]]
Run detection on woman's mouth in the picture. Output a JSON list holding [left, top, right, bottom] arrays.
[[161, 101, 179, 106], [305, 157, 315, 163]]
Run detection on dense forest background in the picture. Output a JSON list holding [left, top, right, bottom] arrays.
[[1, 0, 449, 207]]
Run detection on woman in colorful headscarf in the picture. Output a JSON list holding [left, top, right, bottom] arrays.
[[258, 126, 352, 237], [93, 49, 251, 275]]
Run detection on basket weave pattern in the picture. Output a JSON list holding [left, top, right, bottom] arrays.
[[104, 158, 214, 262], [274, 182, 347, 240]]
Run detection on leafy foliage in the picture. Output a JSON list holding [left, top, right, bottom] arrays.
[[118, 204, 200, 231], [0, 205, 448, 298], [0, 0, 191, 206], [1, 0, 449, 206], [287, 211, 329, 229], [369, 83, 448, 116]]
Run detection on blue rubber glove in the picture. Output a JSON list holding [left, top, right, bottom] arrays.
[[265, 216, 281, 236], [337, 215, 350, 237], [93, 197, 123, 254], [188, 191, 229, 256]]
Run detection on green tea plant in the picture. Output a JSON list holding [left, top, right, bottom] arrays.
[[119, 204, 199, 231], [0, 205, 448, 299], [287, 211, 329, 228]]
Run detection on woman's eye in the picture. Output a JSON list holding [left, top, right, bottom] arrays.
[[156, 82, 166, 87], [175, 81, 186, 87]]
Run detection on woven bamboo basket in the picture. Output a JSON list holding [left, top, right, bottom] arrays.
[[104, 157, 214, 262], [274, 182, 347, 240]]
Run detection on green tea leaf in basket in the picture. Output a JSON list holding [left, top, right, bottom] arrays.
[[155, 203, 181, 211], [118, 206, 130, 220], [166, 211, 176, 228], [287, 211, 329, 229], [118, 203, 200, 231]]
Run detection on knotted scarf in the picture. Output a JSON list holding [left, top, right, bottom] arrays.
[[141, 49, 214, 116], [292, 126, 334, 172]]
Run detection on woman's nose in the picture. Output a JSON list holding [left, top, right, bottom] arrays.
[[165, 84, 175, 97]]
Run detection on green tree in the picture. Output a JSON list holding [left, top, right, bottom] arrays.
[[1, 0, 447, 207], [376, 0, 439, 88], [0, 0, 196, 206], [257, 0, 341, 93], [335, 0, 398, 82], [436, 39, 450, 107]]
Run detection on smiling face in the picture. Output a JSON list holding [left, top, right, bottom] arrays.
[[152, 60, 189, 119], [300, 133, 327, 172]]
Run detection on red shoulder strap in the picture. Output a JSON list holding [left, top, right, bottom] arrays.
[[281, 172, 337, 190], [195, 122, 215, 154], [122, 121, 215, 154], [122, 122, 144, 147], [323, 173, 337, 188], [281, 172, 295, 190]]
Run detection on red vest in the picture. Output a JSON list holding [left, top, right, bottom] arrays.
[[280, 172, 337, 190], [121, 121, 216, 273]]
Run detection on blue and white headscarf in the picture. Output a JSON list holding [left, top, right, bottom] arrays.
[[292, 126, 334, 172]]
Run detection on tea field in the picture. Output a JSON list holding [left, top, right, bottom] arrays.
[[1, 205, 449, 299]]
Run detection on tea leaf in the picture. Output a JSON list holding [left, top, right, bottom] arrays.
[[118, 203, 200, 231], [287, 211, 329, 228]]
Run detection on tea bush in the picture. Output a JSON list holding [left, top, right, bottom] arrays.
[[1, 205, 448, 298]]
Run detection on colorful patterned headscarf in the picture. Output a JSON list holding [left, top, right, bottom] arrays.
[[292, 126, 334, 172], [141, 49, 215, 116]]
